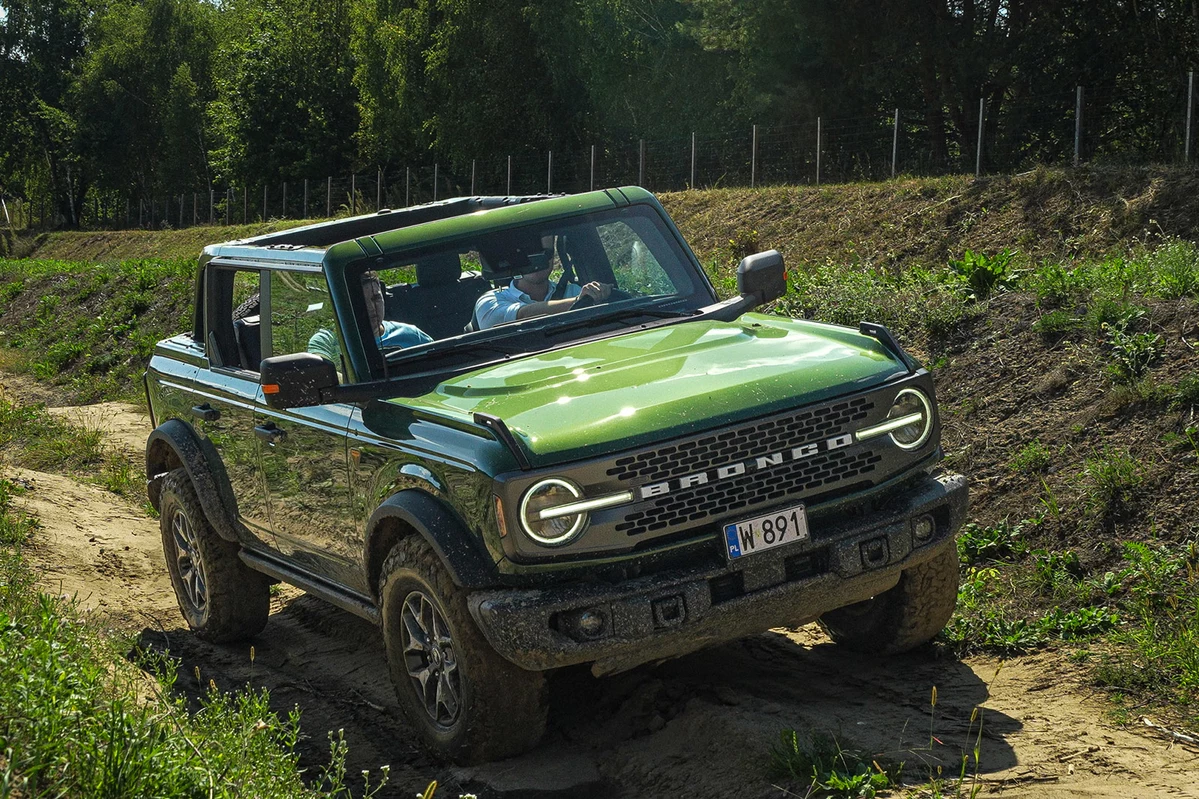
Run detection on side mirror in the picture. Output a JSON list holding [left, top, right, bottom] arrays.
[[261, 353, 339, 409], [736, 250, 787, 305]]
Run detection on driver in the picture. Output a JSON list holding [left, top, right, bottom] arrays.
[[474, 264, 611, 329]]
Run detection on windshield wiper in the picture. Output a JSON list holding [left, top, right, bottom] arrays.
[[542, 304, 696, 335]]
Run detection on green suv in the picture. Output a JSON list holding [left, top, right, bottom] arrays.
[[144, 188, 967, 763]]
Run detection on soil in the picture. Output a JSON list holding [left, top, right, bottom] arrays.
[[4, 379, 1199, 798]]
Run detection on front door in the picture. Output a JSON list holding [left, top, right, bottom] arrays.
[[256, 267, 362, 592]]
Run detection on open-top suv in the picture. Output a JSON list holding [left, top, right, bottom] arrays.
[[144, 188, 967, 763]]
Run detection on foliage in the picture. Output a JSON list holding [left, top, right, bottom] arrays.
[[948, 249, 1018, 301], [0, 539, 388, 797], [1079, 447, 1144, 522], [1008, 440, 1053, 474], [0, 256, 193, 402], [957, 519, 1028, 566], [0, 397, 141, 498], [1101, 324, 1162, 384], [769, 730, 895, 798]]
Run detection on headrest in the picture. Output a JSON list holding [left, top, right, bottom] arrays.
[[414, 252, 463, 286]]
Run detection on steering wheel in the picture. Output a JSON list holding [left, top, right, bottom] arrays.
[[571, 292, 596, 310]]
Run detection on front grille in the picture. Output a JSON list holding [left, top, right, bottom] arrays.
[[606, 397, 873, 483], [615, 448, 882, 536]]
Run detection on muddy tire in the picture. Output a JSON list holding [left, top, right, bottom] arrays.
[[819, 546, 960, 654], [159, 468, 270, 642], [380, 537, 547, 763]]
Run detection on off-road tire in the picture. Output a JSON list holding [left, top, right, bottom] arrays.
[[159, 468, 270, 642], [379, 536, 548, 763], [819, 546, 960, 654]]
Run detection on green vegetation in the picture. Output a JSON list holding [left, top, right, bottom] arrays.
[[0, 397, 142, 498], [0, 493, 388, 797], [0, 257, 193, 402], [769, 730, 897, 798]]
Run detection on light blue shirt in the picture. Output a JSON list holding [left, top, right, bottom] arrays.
[[307, 320, 432, 374], [474, 279, 582, 329]]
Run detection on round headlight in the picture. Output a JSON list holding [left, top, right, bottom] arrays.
[[519, 478, 586, 546], [888, 388, 933, 450]]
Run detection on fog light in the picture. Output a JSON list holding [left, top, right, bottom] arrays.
[[560, 607, 608, 641], [913, 514, 935, 543]]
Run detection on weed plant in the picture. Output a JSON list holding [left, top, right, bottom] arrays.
[[769, 730, 896, 798], [0, 257, 193, 402], [0, 397, 141, 498], [0, 509, 388, 797], [1079, 447, 1144, 523]]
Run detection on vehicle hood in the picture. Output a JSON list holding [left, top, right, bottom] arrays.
[[396, 314, 908, 466]]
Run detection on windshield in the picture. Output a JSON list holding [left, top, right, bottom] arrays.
[[353, 205, 712, 365]]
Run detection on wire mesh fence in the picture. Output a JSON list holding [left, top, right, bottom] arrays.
[[6, 74, 1199, 233]]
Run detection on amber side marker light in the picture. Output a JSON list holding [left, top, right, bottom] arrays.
[[262, 384, 280, 395], [493, 496, 509, 538]]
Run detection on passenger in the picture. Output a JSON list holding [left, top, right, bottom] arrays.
[[308, 271, 432, 367], [474, 264, 611, 329]]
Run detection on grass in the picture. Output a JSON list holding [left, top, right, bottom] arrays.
[[769, 730, 897, 798], [0, 499, 389, 798], [0, 397, 142, 499], [0, 257, 194, 403]]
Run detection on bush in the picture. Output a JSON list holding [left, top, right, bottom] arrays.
[[948, 249, 1019, 300]]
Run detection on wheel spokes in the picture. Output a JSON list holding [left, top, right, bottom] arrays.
[[399, 589, 463, 727], [171, 510, 207, 613]]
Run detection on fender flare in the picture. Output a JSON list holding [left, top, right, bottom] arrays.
[[365, 490, 495, 594], [145, 418, 242, 543]]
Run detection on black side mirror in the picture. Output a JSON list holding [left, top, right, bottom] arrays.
[[736, 250, 787, 305], [261, 353, 339, 409]]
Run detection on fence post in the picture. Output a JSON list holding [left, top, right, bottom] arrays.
[[751, 124, 758, 188], [376, 168, 382, 210], [304, 178, 309, 218], [125, 198, 130, 229], [326, 176, 331, 217], [263, 185, 268, 221], [1186, 70, 1194, 163], [507, 155, 512, 195], [816, 117, 822, 186], [471, 159, 477, 195], [282, 182, 287, 218], [975, 96, 985, 176], [433, 164, 439, 201], [638, 139, 645, 186], [242, 186, 247, 224], [405, 168, 410, 206], [590, 145, 596, 191], [192, 193, 197, 227], [690, 132, 696, 189], [138, 199, 142, 228], [1074, 86, 1083, 167], [547, 150, 553, 193], [891, 108, 899, 178], [351, 174, 356, 215], [208, 190, 213, 224], [226, 188, 232, 226]]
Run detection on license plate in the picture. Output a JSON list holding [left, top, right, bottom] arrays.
[[723, 503, 809, 560]]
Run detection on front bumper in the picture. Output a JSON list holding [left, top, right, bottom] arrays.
[[467, 472, 968, 675]]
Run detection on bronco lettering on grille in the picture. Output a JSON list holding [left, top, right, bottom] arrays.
[[635, 432, 856, 500]]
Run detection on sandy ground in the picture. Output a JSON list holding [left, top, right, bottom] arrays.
[[6, 391, 1199, 798]]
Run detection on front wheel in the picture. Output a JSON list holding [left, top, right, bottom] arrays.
[[159, 468, 270, 642], [379, 537, 547, 763], [818, 546, 960, 654]]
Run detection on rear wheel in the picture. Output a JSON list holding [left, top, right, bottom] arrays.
[[379, 537, 547, 763], [819, 546, 960, 654], [159, 468, 270, 642]]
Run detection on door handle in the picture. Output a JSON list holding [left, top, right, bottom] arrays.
[[190, 404, 220, 422], [254, 424, 287, 444]]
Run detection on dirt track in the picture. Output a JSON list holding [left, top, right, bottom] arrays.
[[10, 396, 1199, 798]]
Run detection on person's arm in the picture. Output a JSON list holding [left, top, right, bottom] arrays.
[[514, 282, 611, 320]]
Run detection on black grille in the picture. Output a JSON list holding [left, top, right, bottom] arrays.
[[615, 448, 883, 537], [607, 397, 873, 483]]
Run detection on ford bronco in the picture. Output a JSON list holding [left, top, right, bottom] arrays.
[[144, 187, 967, 763]]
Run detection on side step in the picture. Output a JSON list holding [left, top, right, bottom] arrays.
[[239, 548, 381, 625]]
